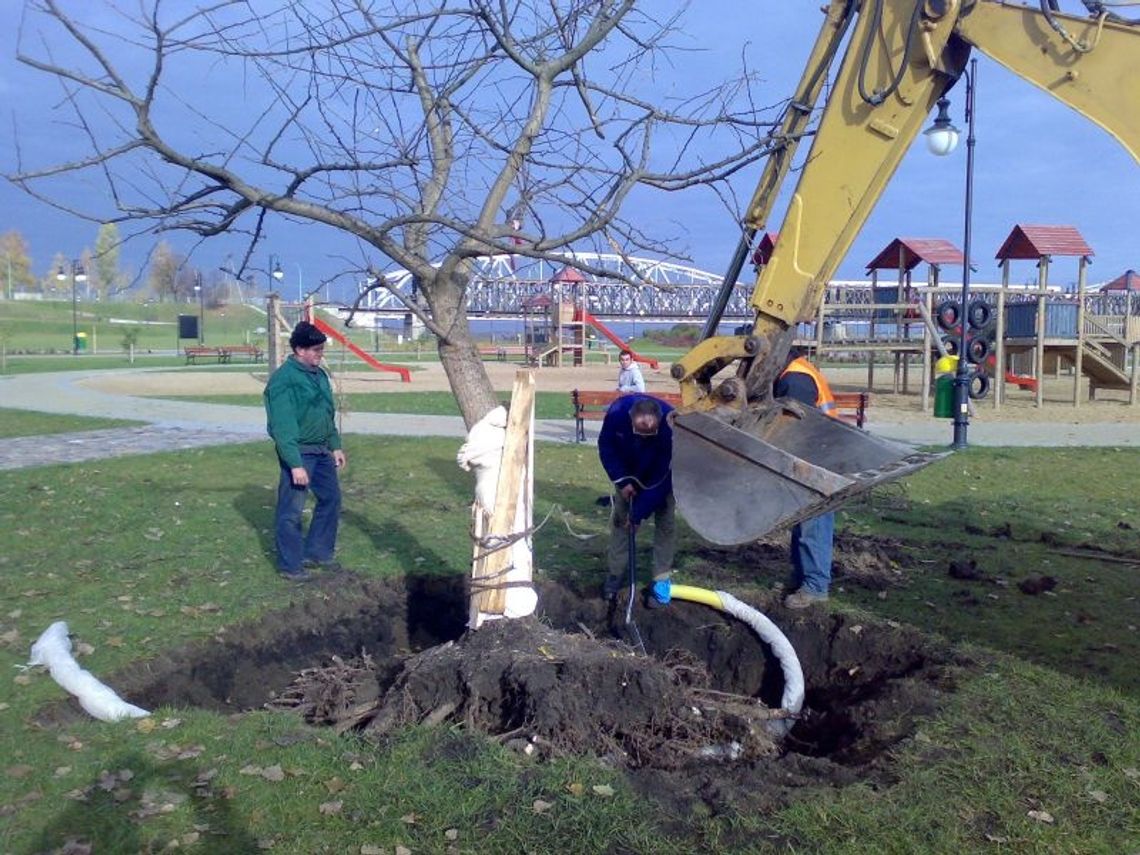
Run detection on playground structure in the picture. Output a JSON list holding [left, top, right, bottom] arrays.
[[264, 293, 411, 382], [782, 227, 1140, 411], [518, 266, 658, 369]]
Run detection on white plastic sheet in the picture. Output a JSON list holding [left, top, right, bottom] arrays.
[[27, 621, 149, 722]]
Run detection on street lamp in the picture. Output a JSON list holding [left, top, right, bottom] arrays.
[[924, 57, 977, 450], [57, 260, 88, 355], [193, 272, 205, 343], [269, 254, 284, 294]]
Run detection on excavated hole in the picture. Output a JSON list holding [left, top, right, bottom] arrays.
[[40, 573, 967, 813]]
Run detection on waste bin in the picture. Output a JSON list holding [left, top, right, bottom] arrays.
[[74, 332, 88, 352], [934, 374, 954, 418]]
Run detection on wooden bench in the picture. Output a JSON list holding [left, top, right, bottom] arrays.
[[478, 345, 530, 362], [219, 344, 264, 362], [832, 391, 870, 428], [184, 346, 229, 364], [572, 389, 682, 442], [571, 388, 869, 441]]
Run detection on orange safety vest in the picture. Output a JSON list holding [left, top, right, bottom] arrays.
[[780, 357, 837, 418]]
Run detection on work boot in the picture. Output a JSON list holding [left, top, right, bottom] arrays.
[[278, 568, 313, 583], [784, 588, 828, 609], [304, 559, 344, 573], [602, 574, 622, 602]]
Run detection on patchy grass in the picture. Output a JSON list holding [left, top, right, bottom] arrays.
[[1, 441, 1138, 853], [0, 408, 142, 438], [159, 390, 580, 420]]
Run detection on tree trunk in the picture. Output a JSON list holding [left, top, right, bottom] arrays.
[[427, 268, 499, 428]]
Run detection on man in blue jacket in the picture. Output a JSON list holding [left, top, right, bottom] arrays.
[[263, 321, 346, 581], [598, 394, 675, 607]]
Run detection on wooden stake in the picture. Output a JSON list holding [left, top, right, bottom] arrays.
[[470, 370, 535, 624]]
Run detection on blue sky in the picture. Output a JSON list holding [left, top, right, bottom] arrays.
[[1, 3, 1136, 297]]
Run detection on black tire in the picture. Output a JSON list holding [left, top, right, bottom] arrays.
[[966, 336, 990, 365], [967, 299, 992, 331], [941, 335, 959, 356], [936, 300, 961, 331], [968, 372, 990, 400]]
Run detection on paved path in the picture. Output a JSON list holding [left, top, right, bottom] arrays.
[[1, 368, 1137, 471]]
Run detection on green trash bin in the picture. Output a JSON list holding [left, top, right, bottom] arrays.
[[74, 332, 88, 352], [934, 374, 954, 418]]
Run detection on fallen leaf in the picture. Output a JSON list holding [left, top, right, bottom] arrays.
[[261, 766, 285, 782], [1124, 768, 1139, 781], [1087, 790, 1108, 803], [5, 765, 34, 779], [400, 812, 418, 825], [360, 847, 385, 855], [0, 629, 20, 645], [318, 800, 343, 816], [591, 784, 614, 797], [160, 718, 183, 729], [54, 767, 72, 778], [444, 828, 459, 841], [181, 832, 200, 845], [136, 719, 156, 734], [239, 765, 263, 776], [75, 642, 95, 656], [396, 847, 411, 855], [107, 637, 125, 648], [323, 777, 346, 794], [1027, 810, 1054, 824], [13, 675, 31, 686], [984, 833, 1009, 843], [532, 799, 553, 814], [566, 782, 584, 797]]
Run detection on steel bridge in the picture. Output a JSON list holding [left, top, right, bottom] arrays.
[[361, 252, 762, 321]]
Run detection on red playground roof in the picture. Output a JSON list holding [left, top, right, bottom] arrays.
[[995, 224, 1093, 260], [865, 238, 964, 271]]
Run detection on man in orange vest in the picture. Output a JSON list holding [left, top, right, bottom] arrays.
[[775, 348, 836, 609]]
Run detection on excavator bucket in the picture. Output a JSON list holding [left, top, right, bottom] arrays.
[[672, 403, 946, 545]]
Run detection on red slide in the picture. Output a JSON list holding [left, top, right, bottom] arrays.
[[310, 316, 412, 383], [578, 309, 658, 369]]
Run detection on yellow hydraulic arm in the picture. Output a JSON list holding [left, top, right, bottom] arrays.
[[669, 0, 1140, 546], [674, 0, 1140, 409]]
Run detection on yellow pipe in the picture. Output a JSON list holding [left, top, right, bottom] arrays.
[[670, 584, 724, 610]]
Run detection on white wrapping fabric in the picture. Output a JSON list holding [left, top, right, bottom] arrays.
[[28, 621, 150, 722]]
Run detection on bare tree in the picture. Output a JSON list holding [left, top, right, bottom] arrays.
[[12, 0, 779, 426]]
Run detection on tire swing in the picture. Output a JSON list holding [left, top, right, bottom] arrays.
[[968, 372, 990, 400], [967, 299, 992, 331], [936, 300, 961, 331], [941, 335, 959, 356], [965, 335, 990, 365]]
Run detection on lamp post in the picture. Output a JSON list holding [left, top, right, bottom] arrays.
[[924, 57, 977, 449], [194, 272, 205, 343], [269, 254, 284, 295], [57, 260, 88, 355]]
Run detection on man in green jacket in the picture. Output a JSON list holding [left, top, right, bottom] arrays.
[[263, 321, 346, 581]]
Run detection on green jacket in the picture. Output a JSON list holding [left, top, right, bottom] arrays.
[[263, 356, 342, 469]]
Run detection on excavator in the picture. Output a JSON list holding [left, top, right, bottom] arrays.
[[671, 0, 1140, 545]]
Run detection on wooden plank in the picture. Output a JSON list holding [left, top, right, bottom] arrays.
[[470, 370, 535, 623]]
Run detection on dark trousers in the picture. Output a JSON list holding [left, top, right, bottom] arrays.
[[274, 450, 341, 574]]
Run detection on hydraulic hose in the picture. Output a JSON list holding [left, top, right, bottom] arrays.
[[670, 584, 804, 735]]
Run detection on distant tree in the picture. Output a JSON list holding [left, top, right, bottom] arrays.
[[0, 231, 36, 294], [93, 223, 126, 297], [146, 242, 182, 303], [44, 251, 66, 296], [12, 1, 780, 427]]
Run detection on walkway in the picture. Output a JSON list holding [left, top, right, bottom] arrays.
[[1, 368, 1138, 471]]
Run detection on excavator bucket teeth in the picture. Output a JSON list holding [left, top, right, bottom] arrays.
[[672, 405, 946, 546]]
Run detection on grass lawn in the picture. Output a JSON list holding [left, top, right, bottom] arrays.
[[0, 408, 143, 438], [0, 440, 1137, 853]]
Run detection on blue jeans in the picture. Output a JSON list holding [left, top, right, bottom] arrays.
[[789, 511, 834, 595], [274, 451, 341, 574]]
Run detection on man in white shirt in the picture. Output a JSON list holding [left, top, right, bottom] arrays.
[[616, 349, 645, 394]]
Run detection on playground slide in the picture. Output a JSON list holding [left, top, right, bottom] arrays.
[[578, 310, 659, 369], [310, 317, 412, 383]]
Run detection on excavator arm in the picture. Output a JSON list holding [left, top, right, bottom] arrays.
[[673, 0, 1140, 545]]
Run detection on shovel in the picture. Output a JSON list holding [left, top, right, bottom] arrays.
[[623, 496, 647, 654]]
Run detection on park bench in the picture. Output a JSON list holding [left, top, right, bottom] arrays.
[[478, 345, 531, 362], [219, 344, 264, 362], [572, 389, 683, 442], [184, 345, 229, 364], [571, 388, 869, 442]]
